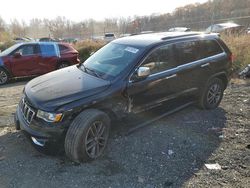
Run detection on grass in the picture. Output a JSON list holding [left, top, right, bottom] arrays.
[[222, 34, 250, 73], [73, 40, 105, 62]]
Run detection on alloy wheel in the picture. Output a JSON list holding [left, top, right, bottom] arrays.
[[85, 121, 108, 158], [207, 83, 222, 105], [0, 70, 8, 84]]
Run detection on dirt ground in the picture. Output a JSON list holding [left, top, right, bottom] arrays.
[[0, 78, 249, 188]]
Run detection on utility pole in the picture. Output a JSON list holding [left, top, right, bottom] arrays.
[[210, 0, 215, 32]]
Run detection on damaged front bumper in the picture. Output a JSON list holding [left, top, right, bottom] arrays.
[[14, 104, 66, 146]]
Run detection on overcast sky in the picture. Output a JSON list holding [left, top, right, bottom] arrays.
[[0, 0, 208, 23]]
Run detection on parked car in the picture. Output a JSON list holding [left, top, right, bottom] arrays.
[[119, 33, 131, 38], [62, 38, 78, 44], [103, 33, 116, 42], [206, 22, 244, 34], [246, 27, 250, 34], [38, 37, 61, 42], [168, 27, 191, 32], [15, 32, 233, 162], [0, 42, 80, 84], [13, 37, 30, 43]]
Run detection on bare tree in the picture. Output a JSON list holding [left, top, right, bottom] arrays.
[[10, 19, 26, 37], [44, 16, 67, 38], [0, 16, 6, 32]]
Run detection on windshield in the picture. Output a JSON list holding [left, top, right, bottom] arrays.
[[0, 43, 21, 56], [82, 43, 143, 80]]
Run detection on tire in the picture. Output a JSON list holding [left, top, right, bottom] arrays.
[[64, 109, 110, 163], [0, 68, 9, 85], [198, 78, 224, 110], [57, 62, 69, 69]]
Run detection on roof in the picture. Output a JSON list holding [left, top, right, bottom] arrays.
[[206, 22, 244, 32], [15, 42, 71, 48], [113, 32, 213, 48], [168, 27, 191, 32], [215, 22, 241, 28]]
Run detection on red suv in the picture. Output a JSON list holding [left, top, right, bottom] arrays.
[[0, 42, 80, 85]]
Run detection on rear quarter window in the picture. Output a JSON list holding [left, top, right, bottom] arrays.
[[198, 40, 224, 59]]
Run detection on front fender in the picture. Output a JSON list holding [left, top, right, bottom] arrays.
[[0, 57, 12, 77]]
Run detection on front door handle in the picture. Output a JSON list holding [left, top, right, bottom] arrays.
[[165, 74, 177, 80], [201, 63, 210, 68]]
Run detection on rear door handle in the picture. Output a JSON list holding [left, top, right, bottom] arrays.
[[165, 74, 177, 80], [201, 63, 210, 68]]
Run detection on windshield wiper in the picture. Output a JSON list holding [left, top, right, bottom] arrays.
[[81, 64, 102, 78]]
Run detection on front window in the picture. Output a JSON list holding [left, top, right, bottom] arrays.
[[15, 45, 36, 56], [0, 43, 22, 56], [82, 43, 143, 80], [141, 44, 177, 75]]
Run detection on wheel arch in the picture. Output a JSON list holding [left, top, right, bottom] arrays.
[[0, 65, 12, 78], [207, 72, 229, 90]]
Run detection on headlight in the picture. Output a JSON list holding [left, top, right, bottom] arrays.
[[37, 110, 63, 123]]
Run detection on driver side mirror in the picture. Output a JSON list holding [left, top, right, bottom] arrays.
[[137, 67, 150, 78], [14, 52, 22, 58]]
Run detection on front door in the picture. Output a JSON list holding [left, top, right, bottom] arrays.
[[11, 44, 40, 77], [127, 43, 183, 112]]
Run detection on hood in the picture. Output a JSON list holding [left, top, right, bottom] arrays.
[[25, 65, 110, 111]]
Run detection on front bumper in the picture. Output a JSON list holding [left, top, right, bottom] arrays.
[[15, 104, 66, 144]]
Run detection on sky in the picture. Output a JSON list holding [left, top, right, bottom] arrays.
[[0, 0, 208, 23]]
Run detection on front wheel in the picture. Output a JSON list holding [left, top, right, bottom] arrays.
[[0, 68, 9, 85], [64, 109, 110, 163], [198, 78, 224, 110]]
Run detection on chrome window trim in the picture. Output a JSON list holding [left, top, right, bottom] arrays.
[[129, 38, 226, 83], [148, 52, 226, 78]]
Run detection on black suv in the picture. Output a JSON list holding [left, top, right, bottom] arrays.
[[15, 32, 233, 162]]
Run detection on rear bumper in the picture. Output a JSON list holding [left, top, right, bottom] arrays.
[[15, 104, 66, 144]]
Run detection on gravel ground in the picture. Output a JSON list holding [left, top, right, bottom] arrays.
[[0, 79, 249, 188]]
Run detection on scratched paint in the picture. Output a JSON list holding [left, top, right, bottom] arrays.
[[0, 57, 4, 66]]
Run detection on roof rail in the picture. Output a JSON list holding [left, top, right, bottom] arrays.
[[161, 32, 202, 40]]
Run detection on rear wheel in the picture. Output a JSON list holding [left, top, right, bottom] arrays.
[[57, 62, 69, 69], [198, 78, 224, 109], [64, 109, 110, 163], [0, 68, 9, 85]]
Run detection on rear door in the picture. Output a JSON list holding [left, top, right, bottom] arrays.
[[175, 39, 226, 94], [11, 44, 40, 77], [36, 43, 60, 74], [173, 40, 205, 94], [127, 43, 184, 112]]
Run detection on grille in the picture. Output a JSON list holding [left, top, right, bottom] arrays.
[[20, 98, 35, 124]]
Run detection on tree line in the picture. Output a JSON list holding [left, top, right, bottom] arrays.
[[0, 0, 250, 40]]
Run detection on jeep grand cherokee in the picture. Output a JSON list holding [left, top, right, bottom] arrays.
[[15, 32, 233, 162]]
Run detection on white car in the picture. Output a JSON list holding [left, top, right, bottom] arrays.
[[206, 22, 244, 33]]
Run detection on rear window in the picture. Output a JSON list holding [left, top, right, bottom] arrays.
[[58, 44, 69, 52], [174, 41, 200, 65], [40, 43, 60, 57], [174, 39, 224, 65]]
